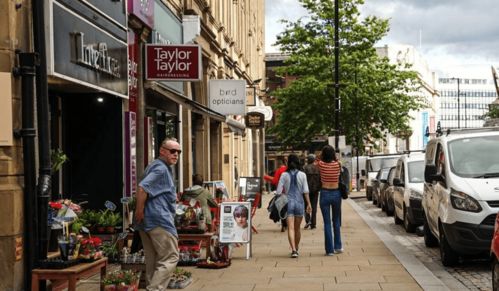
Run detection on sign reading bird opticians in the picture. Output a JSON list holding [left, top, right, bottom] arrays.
[[209, 80, 246, 115], [145, 44, 201, 81]]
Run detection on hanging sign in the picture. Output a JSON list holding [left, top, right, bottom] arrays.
[[245, 112, 265, 129], [209, 80, 246, 115], [145, 44, 202, 81], [105, 200, 117, 211]]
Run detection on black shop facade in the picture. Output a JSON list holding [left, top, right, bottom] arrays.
[[45, 0, 128, 210]]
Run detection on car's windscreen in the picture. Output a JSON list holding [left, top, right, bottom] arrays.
[[368, 157, 399, 172], [448, 135, 499, 178], [408, 160, 424, 183]]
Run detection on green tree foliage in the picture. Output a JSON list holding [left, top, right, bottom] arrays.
[[269, 0, 424, 152], [482, 106, 499, 119]]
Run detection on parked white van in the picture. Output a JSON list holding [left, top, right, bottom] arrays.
[[422, 127, 499, 266]]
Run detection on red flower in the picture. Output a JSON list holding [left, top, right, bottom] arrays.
[[49, 201, 63, 210], [91, 237, 102, 246]]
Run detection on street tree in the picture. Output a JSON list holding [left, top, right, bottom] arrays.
[[269, 0, 424, 152]]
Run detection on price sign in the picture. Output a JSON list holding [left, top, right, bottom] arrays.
[[105, 200, 117, 211]]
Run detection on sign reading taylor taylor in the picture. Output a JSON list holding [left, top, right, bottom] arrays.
[[145, 44, 201, 81]]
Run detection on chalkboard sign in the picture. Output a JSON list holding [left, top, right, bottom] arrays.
[[239, 177, 261, 202]]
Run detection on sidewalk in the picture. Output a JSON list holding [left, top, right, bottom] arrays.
[[184, 192, 423, 290]]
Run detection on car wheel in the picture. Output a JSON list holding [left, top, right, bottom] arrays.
[[372, 192, 377, 205], [386, 197, 394, 216], [493, 257, 499, 291], [366, 188, 372, 201], [439, 224, 459, 267], [423, 214, 438, 247], [394, 209, 403, 225], [403, 205, 416, 233]]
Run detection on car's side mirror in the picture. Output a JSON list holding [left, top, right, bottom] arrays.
[[393, 178, 404, 187], [424, 165, 444, 183], [361, 169, 366, 176]]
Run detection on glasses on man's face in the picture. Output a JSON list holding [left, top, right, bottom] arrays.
[[163, 147, 182, 155]]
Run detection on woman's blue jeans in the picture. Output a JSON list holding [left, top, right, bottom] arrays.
[[320, 189, 342, 254]]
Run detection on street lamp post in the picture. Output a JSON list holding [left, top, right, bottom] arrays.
[[464, 92, 467, 128], [354, 66, 360, 190], [333, 0, 340, 150]]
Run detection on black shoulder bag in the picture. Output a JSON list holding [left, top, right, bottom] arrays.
[[339, 166, 350, 200]]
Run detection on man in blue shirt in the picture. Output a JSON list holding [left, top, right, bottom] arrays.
[[135, 138, 181, 291]]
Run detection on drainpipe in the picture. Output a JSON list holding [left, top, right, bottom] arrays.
[[15, 51, 39, 291], [33, 0, 52, 264]]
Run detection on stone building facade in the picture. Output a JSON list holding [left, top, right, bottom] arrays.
[[0, 0, 265, 289]]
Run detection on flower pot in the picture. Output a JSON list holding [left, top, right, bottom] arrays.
[[106, 226, 115, 234], [97, 226, 106, 233], [48, 228, 62, 252]]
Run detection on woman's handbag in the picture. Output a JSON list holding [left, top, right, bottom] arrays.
[[339, 166, 350, 200], [274, 194, 288, 220]]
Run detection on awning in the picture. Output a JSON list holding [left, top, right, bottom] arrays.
[[226, 117, 246, 135], [145, 81, 225, 122]]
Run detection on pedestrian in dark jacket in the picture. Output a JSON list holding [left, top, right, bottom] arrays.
[[303, 154, 321, 229]]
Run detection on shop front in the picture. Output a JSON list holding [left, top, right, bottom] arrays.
[[140, 0, 225, 191], [46, 0, 128, 210]]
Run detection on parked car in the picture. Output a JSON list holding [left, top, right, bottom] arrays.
[[422, 127, 499, 266], [372, 167, 391, 207], [380, 166, 397, 216], [491, 212, 499, 291], [393, 152, 425, 233], [364, 154, 402, 201]]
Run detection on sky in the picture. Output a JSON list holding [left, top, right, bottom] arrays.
[[265, 0, 499, 77]]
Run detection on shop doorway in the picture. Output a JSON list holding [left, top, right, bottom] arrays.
[[145, 108, 179, 188], [51, 93, 123, 210]]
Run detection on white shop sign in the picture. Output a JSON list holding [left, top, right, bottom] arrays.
[[209, 80, 246, 115]]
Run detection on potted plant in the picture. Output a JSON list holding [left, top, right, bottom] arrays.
[[101, 241, 119, 263], [104, 212, 122, 234], [97, 210, 109, 233], [167, 268, 192, 289], [51, 148, 68, 173], [102, 269, 140, 291], [78, 236, 103, 261]]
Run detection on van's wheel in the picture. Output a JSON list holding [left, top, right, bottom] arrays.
[[423, 214, 438, 247], [403, 206, 416, 233], [439, 224, 459, 267]]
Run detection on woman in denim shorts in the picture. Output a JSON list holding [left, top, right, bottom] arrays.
[[276, 154, 312, 258]]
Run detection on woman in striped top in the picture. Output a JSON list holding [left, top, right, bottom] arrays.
[[316, 145, 343, 256]]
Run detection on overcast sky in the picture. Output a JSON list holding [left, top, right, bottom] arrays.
[[265, 0, 499, 76]]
